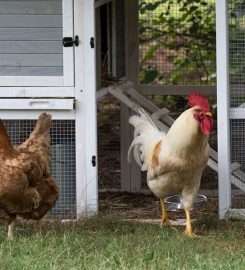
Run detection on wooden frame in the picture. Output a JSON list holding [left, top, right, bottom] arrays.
[[138, 85, 216, 96], [74, 0, 97, 217], [121, 0, 141, 192], [0, 110, 75, 120], [0, 98, 74, 110], [216, 0, 231, 219]]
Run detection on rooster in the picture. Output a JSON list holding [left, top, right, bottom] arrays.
[[0, 113, 59, 239], [128, 93, 213, 237]]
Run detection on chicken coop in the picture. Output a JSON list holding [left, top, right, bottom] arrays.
[[0, 0, 97, 219], [0, 0, 244, 220]]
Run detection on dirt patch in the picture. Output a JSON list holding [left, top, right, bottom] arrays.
[[99, 192, 218, 221]]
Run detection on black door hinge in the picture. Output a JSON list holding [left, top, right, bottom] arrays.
[[63, 35, 79, 47], [90, 37, 95, 48], [92, 155, 96, 167]]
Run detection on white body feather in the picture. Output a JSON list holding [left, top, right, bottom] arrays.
[[128, 108, 210, 211]]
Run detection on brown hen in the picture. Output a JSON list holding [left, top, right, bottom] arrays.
[[0, 113, 59, 239]]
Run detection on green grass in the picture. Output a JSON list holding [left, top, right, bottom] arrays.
[[0, 215, 244, 270]]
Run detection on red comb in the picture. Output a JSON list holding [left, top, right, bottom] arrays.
[[188, 92, 210, 112]]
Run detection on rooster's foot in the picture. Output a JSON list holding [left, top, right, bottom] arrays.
[[160, 217, 171, 228], [183, 228, 199, 238]]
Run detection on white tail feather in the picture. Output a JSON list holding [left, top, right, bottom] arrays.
[[128, 109, 165, 171]]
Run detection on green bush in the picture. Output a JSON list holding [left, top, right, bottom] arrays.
[[139, 0, 216, 85]]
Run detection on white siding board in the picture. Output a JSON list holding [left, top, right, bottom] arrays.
[[0, 15, 62, 28], [0, 67, 63, 76], [0, 41, 62, 54], [0, 87, 74, 97], [62, 0, 74, 86], [0, 1, 62, 15], [0, 28, 62, 40], [0, 54, 63, 67], [0, 0, 74, 90], [0, 76, 63, 86]]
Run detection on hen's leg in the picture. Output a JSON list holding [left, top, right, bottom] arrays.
[[7, 221, 14, 240], [160, 198, 171, 227], [183, 209, 195, 237], [35, 219, 42, 236]]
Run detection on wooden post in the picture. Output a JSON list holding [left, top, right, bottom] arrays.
[[120, 0, 141, 192], [216, 0, 231, 219], [120, 104, 131, 191]]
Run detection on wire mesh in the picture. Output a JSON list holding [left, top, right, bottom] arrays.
[[139, 0, 216, 85], [229, 0, 245, 107], [97, 95, 121, 190], [3, 120, 76, 219], [230, 119, 245, 208], [96, 1, 218, 200], [229, 0, 245, 208]]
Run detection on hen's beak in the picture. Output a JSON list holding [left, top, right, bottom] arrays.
[[205, 112, 212, 117]]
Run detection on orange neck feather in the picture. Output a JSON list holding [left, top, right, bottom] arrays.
[[0, 120, 16, 158]]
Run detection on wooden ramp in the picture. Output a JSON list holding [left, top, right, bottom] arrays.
[[97, 80, 245, 193]]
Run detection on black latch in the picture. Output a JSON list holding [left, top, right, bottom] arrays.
[[90, 37, 94, 48], [92, 155, 96, 167], [63, 35, 79, 47]]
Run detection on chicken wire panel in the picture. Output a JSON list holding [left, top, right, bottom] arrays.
[[97, 95, 121, 190], [230, 119, 245, 209], [229, 0, 245, 209], [229, 0, 245, 107], [3, 120, 76, 219], [139, 0, 216, 85]]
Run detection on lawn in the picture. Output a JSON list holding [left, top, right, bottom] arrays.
[[0, 215, 244, 270]]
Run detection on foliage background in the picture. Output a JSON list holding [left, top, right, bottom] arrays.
[[139, 0, 216, 85]]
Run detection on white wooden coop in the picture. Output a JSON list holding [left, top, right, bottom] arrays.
[[0, 0, 244, 220], [0, 0, 97, 219]]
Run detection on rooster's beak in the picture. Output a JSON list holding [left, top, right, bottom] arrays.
[[205, 112, 212, 117]]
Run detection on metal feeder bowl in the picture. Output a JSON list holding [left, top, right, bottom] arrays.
[[164, 194, 207, 212]]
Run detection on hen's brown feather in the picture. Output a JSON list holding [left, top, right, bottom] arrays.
[[0, 113, 59, 224], [19, 176, 59, 220], [0, 120, 17, 159], [0, 208, 16, 224]]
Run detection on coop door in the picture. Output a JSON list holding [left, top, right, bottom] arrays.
[[0, 0, 74, 87]]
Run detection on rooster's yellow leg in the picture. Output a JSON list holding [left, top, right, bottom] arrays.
[[184, 209, 194, 237], [160, 198, 171, 228], [35, 219, 42, 236], [7, 221, 14, 240]]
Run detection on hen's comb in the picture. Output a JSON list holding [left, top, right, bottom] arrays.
[[188, 92, 210, 112]]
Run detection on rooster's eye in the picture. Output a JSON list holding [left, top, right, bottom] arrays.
[[194, 108, 201, 113]]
